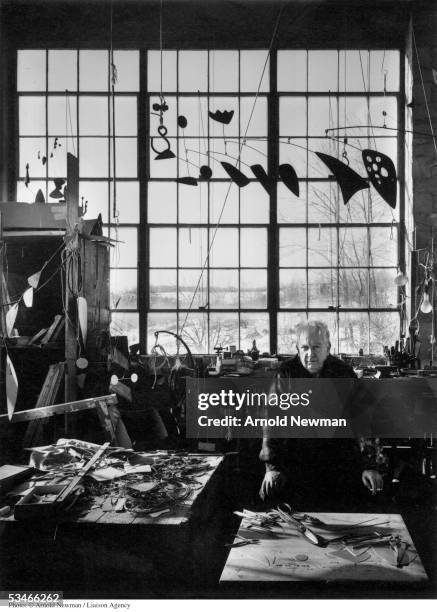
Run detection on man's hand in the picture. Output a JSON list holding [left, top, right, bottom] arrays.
[[362, 469, 383, 495], [259, 469, 286, 501]]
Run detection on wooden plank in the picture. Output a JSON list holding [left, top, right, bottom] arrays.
[[0, 202, 66, 230], [0, 394, 118, 423]]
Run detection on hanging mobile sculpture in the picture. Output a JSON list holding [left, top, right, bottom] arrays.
[[316, 152, 369, 205], [250, 164, 274, 195], [362, 149, 397, 209]]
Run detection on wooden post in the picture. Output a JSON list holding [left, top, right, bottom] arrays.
[[65, 154, 79, 419], [0, 212, 6, 337]]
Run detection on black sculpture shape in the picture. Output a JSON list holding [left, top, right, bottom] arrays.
[[316, 152, 368, 205], [177, 177, 198, 186], [49, 178, 66, 199], [151, 125, 176, 160], [209, 110, 234, 125], [362, 149, 397, 209], [177, 115, 188, 128], [250, 164, 274, 194], [221, 162, 250, 187], [199, 165, 212, 180], [278, 164, 300, 197], [35, 189, 45, 204]]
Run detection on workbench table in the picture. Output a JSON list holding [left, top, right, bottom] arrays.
[[221, 512, 428, 583]]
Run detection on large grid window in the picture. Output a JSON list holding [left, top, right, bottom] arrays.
[[17, 47, 405, 355]]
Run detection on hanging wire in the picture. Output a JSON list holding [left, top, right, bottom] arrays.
[[110, 1, 118, 220], [178, 5, 284, 337], [412, 26, 437, 158]]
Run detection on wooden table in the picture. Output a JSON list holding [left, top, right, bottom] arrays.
[[0, 455, 223, 596], [220, 512, 428, 583]]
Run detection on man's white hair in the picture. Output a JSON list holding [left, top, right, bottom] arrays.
[[295, 320, 331, 346]]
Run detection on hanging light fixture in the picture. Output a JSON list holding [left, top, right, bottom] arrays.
[[394, 269, 408, 287], [420, 281, 433, 314]]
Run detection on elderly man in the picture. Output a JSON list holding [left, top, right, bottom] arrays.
[[259, 320, 387, 503]]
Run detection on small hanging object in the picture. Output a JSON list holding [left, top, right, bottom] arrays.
[[362, 149, 397, 209], [77, 296, 88, 345], [22, 287, 34, 308], [27, 270, 41, 289], [278, 163, 300, 197], [42, 156, 47, 166], [110, 373, 138, 385], [177, 115, 188, 128], [152, 101, 169, 114], [35, 189, 45, 204], [221, 162, 250, 187], [37, 151, 41, 159], [6, 355, 18, 421], [209, 110, 234, 125], [250, 164, 274, 195], [177, 176, 198, 186], [316, 152, 368, 205], [25, 163, 30, 187], [151, 124, 175, 160], [6, 303, 19, 337], [394, 270, 408, 287], [199, 165, 212, 180], [49, 178, 66, 199], [420, 281, 433, 314], [76, 357, 89, 370]]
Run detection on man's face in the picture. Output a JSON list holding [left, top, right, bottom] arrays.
[[297, 328, 330, 375]]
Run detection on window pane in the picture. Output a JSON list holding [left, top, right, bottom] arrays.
[[17, 180, 47, 203], [241, 228, 267, 267], [209, 228, 238, 267], [240, 269, 267, 308], [369, 312, 399, 354], [339, 269, 369, 307], [308, 97, 338, 136], [308, 182, 338, 223], [280, 228, 306, 267], [370, 50, 399, 91], [18, 50, 46, 91], [277, 182, 306, 223], [338, 312, 369, 354], [240, 97, 267, 136], [369, 97, 398, 135], [209, 96, 239, 137], [277, 312, 307, 353], [208, 312, 238, 351], [240, 51, 269, 92], [48, 50, 77, 91], [210, 269, 238, 309], [148, 182, 177, 223], [370, 269, 398, 308], [19, 97, 46, 135], [179, 182, 208, 224], [179, 269, 207, 309], [149, 269, 177, 309], [147, 313, 177, 352], [179, 228, 208, 267], [308, 50, 338, 91], [47, 142, 70, 178], [280, 97, 307, 136], [339, 50, 369, 92], [280, 269, 307, 308], [113, 97, 137, 135], [148, 51, 177, 91], [113, 51, 139, 91], [79, 51, 108, 91], [370, 226, 397, 266], [240, 183, 269, 223], [19, 138, 47, 178], [178, 96, 208, 137], [308, 227, 337, 267], [240, 312, 269, 353], [209, 50, 238, 92], [80, 181, 108, 223], [278, 51, 307, 92], [112, 181, 139, 223], [308, 269, 338, 308], [339, 227, 368, 267], [79, 97, 108, 135], [149, 139, 177, 177], [79, 138, 108, 176], [110, 268, 137, 309], [112, 138, 137, 178], [48, 96, 77, 136], [179, 51, 207, 91], [149, 228, 177, 267], [210, 182, 238, 224], [110, 312, 139, 346], [179, 312, 208, 353], [110, 227, 137, 267]]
